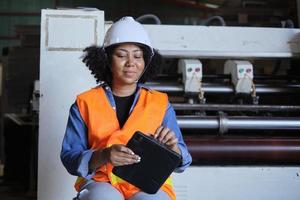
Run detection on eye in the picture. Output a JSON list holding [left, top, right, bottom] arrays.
[[115, 53, 127, 58], [134, 54, 143, 59]]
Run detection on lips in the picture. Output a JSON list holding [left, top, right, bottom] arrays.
[[124, 71, 137, 77]]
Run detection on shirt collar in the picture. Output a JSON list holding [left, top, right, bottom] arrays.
[[99, 82, 153, 92]]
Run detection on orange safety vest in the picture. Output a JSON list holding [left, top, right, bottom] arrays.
[[74, 86, 176, 200]]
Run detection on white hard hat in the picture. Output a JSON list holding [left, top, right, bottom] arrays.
[[103, 16, 153, 53]]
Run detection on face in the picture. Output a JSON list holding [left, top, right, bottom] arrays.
[[111, 43, 145, 86]]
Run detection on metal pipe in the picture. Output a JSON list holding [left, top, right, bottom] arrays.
[[185, 137, 300, 165], [136, 14, 162, 24], [203, 74, 300, 81], [203, 16, 226, 26], [173, 103, 300, 112], [178, 117, 219, 129], [156, 74, 300, 81], [146, 82, 300, 94], [178, 116, 300, 130], [146, 82, 183, 93]]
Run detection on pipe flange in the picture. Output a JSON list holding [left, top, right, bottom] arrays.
[[219, 112, 228, 135]]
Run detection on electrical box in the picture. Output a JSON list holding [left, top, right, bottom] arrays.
[[179, 59, 203, 93], [224, 60, 253, 94]]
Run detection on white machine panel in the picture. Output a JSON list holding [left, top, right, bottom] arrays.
[[46, 15, 99, 51], [39, 9, 103, 200], [144, 25, 300, 58], [173, 166, 300, 200]]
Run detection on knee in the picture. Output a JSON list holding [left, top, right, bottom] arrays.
[[78, 182, 123, 200]]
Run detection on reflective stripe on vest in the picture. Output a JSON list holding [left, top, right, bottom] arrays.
[[74, 87, 176, 200]]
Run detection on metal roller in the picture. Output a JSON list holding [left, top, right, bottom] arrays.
[[155, 74, 300, 81], [146, 82, 300, 94], [172, 103, 300, 112], [177, 116, 300, 132], [185, 137, 300, 165]]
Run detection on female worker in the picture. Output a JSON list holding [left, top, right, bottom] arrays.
[[60, 16, 192, 200]]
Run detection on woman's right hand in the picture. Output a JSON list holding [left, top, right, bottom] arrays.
[[106, 144, 141, 166]]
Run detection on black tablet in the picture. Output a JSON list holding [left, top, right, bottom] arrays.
[[112, 131, 182, 194]]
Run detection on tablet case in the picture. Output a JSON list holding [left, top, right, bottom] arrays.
[[112, 131, 182, 194]]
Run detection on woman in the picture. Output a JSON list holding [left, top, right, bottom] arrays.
[[61, 16, 192, 200]]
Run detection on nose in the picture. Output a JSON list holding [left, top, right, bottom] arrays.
[[126, 55, 135, 67]]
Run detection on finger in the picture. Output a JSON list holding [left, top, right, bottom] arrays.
[[113, 152, 141, 165], [112, 145, 141, 160], [158, 127, 170, 143], [113, 157, 133, 166], [123, 152, 141, 162], [117, 145, 135, 155], [165, 137, 178, 146], [114, 149, 140, 161], [154, 126, 164, 139], [113, 160, 134, 166], [162, 131, 175, 143]]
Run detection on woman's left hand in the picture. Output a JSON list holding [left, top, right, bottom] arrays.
[[154, 126, 181, 155]]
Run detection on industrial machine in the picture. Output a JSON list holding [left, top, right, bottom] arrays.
[[39, 9, 300, 200]]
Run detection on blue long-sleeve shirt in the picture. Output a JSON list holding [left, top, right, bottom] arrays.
[[61, 84, 192, 180]]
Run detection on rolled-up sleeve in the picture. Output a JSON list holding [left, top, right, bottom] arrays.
[[60, 103, 95, 179], [162, 103, 192, 172]]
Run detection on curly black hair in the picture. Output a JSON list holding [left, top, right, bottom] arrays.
[[82, 44, 162, 86]]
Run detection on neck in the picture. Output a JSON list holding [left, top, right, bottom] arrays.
[[112, 83, 137, 97]]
